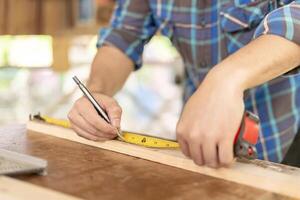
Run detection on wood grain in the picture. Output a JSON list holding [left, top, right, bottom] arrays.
[[0, 124, 293, 200], [27, 121, 300, 199], [0, 176, 82, 200]]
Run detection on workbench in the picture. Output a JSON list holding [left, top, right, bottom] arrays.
[[0, 124, 295, 200]]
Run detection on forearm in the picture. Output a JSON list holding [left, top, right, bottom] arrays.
[[87, 45, 134, 96], [207, 35, 300, 93]]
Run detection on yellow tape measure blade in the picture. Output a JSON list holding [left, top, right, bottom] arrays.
[[122, 132, 179, 148], [32, 114, 179, 149], [42, 116, 71, 129]]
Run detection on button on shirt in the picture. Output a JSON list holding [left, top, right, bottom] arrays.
[[97, 0, 300, 163]]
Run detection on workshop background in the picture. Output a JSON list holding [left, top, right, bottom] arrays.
[[0, 0, 184, 139]]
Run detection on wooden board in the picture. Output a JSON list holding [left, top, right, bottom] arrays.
[[2, 124, 293, 200], [0, 176, 82, 200], [27, 121, 300, 199]]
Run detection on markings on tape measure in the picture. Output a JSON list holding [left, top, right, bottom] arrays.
[[31, 114, 180, 149]]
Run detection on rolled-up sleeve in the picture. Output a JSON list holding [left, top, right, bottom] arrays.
[[254, 0, 300, 44], [97, 0, 157, 70], [253, 1, 300, 75]]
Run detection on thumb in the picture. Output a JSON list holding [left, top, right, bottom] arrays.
[[107, 105, 122, 129]]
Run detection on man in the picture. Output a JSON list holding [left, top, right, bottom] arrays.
[[68, 0, 300, 168]]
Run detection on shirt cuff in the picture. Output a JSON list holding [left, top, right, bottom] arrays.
[[253, 2, 300, 45], [253, 2, 300, 75], [97, 27, 145, 70]]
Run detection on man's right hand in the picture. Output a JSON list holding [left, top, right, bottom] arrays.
[[68, 93, 122, 141]]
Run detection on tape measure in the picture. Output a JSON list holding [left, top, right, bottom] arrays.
[[122, 132, 179, 148], [234, 111, 260, 159], [30, 113, 179, 148], [30, 112, 260, 159]]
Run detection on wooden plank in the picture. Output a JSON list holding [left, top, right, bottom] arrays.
[[0, 176, 82, 200], [27, 121, 300, 199], [10, 126, 285, 200]]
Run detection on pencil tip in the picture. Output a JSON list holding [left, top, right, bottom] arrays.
[[72, 76, 80, 85]]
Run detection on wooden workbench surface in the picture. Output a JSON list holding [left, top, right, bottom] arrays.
[[0, 125, 293, 200]]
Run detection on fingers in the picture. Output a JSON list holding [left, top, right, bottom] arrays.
[[78, 103, 116, 135], [178, 136, 234, 168], [104, 100, 122, 129], [178, 138, 190, 158], [177, 125, 218, 168], [202, 141, 219, 168], [179, 136, 218, 168], [68, 111, 116, 140], [69, 94, 123, 141], [189, 142, 203, 166], [70, 123, 99, 141], [218, 140, 234, 167], [68, 110, 98, 135]]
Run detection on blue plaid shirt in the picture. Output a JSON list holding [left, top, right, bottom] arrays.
[[97, 0, 300, 163]]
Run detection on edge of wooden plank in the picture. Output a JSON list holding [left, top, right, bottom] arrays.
[[0, 176, 82, 200], [27, 121, 300, 199]]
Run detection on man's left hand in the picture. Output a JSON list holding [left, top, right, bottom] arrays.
[[176, 70, 245, 168]]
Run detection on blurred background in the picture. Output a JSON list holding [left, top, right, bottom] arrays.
[[0, 0, 184, 139]]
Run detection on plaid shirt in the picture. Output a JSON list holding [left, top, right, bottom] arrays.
[[97, 0, 300, 163]]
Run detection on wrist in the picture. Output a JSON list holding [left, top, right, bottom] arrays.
[[202, 65, 246, 97], [87, 79, 106, 94]]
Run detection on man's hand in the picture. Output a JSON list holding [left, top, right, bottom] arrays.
[[67, 45, 133, 141], [68, 93, 122, 141], [176, 35, 300, 168], [176, 71, 245, 168]]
